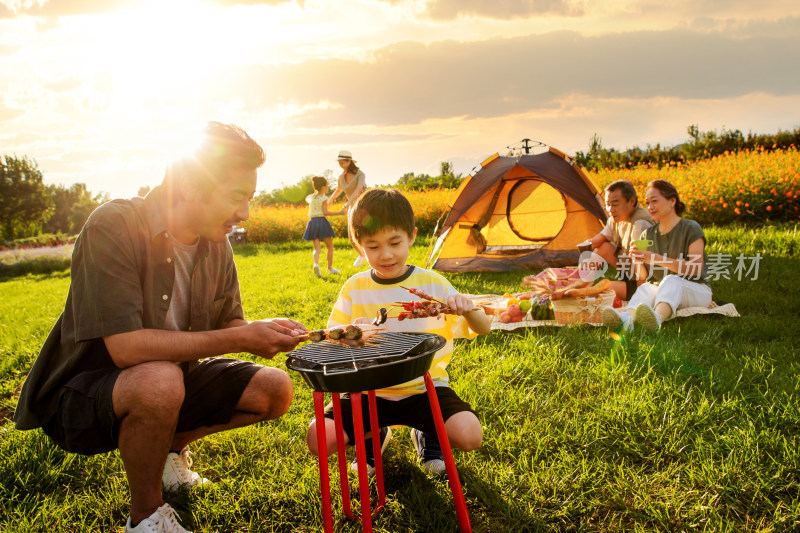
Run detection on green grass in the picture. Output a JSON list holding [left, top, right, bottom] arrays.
[[1, 226, 798, 532]]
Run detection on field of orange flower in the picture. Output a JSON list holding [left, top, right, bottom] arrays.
[[243, 148, 798, 243], [243, 188, 454, 243], [590, 147, 800, 225]]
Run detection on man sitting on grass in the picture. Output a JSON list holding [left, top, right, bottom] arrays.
[[14, 122, 307, 533], [583, 179, 654, 299]]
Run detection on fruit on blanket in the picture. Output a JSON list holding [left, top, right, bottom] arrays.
[[528, 295, 554, 320], [518, 300, 531, 313], [518, 293, 531, 300], [507, 304, 521, 316], [500, 312, 513, 323], [613, 297, 622, 308]]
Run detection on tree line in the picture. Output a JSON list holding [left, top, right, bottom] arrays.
[[574, 125, 800, 171], [3, 124, 797, 242], [255, 161, 465, 206], [1, 155, 108, 241]]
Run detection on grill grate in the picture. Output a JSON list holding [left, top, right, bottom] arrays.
[[287, 332, 441, 375]]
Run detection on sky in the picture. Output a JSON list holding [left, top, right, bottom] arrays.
[[1, 0, 799, 199]]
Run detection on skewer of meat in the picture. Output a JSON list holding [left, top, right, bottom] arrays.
[[400, 286, 446, 304], [305, 324, 386, 343], [385, 286, 456, 321]]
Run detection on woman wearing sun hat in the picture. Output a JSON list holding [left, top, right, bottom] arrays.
[[330, 149, 368, 266]]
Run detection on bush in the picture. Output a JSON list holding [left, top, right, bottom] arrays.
[[590, 147, 800, 225], [242, 188, 455, 244], [0, 233, 76, 252], [0, 244, 73, 278]]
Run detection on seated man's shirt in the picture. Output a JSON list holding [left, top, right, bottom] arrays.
[[599, 205, 654, 255]]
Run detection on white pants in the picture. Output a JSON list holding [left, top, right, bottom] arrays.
[[626, 274, 712, 319]]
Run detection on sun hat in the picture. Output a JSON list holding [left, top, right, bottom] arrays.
[[337, 150, 353, 160]]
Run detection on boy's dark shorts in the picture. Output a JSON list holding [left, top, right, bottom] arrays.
[[323, 386, 476, 442], [42, 358, 261, 456]]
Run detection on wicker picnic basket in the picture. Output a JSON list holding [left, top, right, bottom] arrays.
[[550, 289, 615, 325]]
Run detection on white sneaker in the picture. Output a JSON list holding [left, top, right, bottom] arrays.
[[313, 265, 322, 278], [600, 306, 622, 329], [125, 503, 191, 532], [633, 303, 661, 332], [162, 448, 211, 491], [601, 306, 633, 331], [353, 255, 365, 267], [328, 267, 340, 274]]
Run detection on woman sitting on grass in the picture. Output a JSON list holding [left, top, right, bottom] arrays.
[[602, 179, 712, 332]]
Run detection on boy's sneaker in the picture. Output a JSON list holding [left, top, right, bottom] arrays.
[[353, 255, 365, 267], [633, 303, 661, 332], [313, 265, 322, 278], [125, 503, 191, 532], [162, 448, 211, 491], [411, 429, 446, 475], [350, 426, 392, 476], [328, 267, 340, 274]]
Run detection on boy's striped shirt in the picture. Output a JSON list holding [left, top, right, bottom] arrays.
[[328, 266, 475, 399]]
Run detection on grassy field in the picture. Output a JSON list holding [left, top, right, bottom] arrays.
[[0, 225, 798, 532]]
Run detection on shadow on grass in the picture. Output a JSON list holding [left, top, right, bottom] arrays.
[[373, 460, 542, 532]]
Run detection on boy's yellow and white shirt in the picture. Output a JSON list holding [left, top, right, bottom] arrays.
[[328, 266, 476, 399]]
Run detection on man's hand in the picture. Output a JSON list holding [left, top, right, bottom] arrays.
[[240, 318, 308, 359]]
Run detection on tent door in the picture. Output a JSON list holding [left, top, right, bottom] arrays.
[[482, 178, 568, 253]]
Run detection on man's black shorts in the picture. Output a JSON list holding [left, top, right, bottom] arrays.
[[42, 358, 261, 456], [323, 386, 476, 442]]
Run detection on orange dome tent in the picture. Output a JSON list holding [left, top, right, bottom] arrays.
[[426, 146, 607, 272]]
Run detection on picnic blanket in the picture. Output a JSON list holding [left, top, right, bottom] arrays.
[[465, 294, 740, 331]]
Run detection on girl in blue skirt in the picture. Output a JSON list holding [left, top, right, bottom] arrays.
[[304, 176, 344, 277]]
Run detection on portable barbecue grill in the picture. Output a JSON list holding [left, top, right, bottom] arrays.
[[287, 330, 473, 533], [286, 332, 445, 392]]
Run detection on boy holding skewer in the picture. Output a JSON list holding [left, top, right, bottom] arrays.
[[304, 188, 491, 475]]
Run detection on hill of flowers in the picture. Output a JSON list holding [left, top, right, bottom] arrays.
[[242, 148, 798, 244], [590, 147, 799, 225], [243, 188, 454, 244]]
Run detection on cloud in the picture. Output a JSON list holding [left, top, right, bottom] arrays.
[[425, 0, 582, 20], [261, 131, 449, 146], [0, 0, 140, 17], [0, 104, 25, 122], [202, 20, 800, 129], [0, 0, 298, 17], [211, 0, 301, 5]]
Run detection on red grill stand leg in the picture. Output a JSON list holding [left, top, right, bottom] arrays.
[[313, 391, 334, 533], [350, 392, 373, 532], [424, 373, 473, 533], [316, 381, 470, 532], [325, 392, 387, 529], [332, 394, 354, 519], [367, 390, 386, 514]]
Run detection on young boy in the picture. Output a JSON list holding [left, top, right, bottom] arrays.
[[304, 188, 492, 475]]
